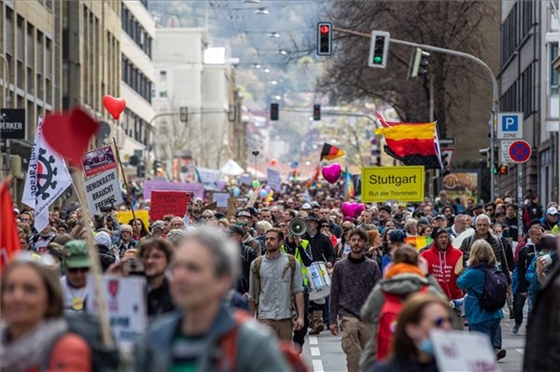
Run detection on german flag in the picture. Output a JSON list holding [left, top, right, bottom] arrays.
[[375, 122, 443, 169], [320, 143, 346, 161]]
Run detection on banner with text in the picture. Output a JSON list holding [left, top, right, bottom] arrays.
[[84, 169, 124, 213], [115, 210, 150, 229], [143, 180, 204, 201], [150, 191, 189, 220], [82, 145, 117, 177], [361, 166, 425, 203]]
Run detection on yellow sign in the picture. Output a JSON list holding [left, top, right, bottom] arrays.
[[115, 210, 150, 229], [361, 166, 425, 202]]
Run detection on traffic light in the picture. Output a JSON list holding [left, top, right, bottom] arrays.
[[313, 104, 321, 120], [478, 148, 490, 168], [498, 165, 508, 175], [369, 31, 390, 68], [317, 22, 332, 56], [270, 103, 279, 121], [137, 163, 146, 178], [410, 48, 430, 78]]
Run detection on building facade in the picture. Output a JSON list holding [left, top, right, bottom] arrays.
[[0, 0, 64, 196], [120, 0, 155, 178], [499, 1, 558, 204]]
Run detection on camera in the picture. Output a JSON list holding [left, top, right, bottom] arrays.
[[122, 259, 145, 276]]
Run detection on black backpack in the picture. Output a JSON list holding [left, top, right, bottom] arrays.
[[42, 312, 120, 372], [474, 265, 508, 312]]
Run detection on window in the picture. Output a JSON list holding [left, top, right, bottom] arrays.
[[521, 63, 534, 117], [521, 0, 534, 38], [45, 38, 52, 78], [5, 7, 14, 55], [17, 60, 24, 89], [551, 43, 559, 96], [159, 70, 167, 97], [27, 24, 34, 68], [501, 81, 518, 112], [16, 16, 24, 61], [501, 3, 519, 65], [27, 67, 33, 92]]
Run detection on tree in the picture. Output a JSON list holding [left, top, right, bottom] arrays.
[[318, 1, 497, 139]]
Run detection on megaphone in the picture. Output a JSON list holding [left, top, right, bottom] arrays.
[[289, 217, 307, 236]]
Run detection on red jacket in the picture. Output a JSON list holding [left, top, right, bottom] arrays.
[[420, 244, 464, 300]]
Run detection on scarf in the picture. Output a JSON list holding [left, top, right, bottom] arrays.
[[385, 262, 426, 279], [0, 318, 68, 372]]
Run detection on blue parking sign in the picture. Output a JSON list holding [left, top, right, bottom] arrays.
[[497, 113, 523, 139]]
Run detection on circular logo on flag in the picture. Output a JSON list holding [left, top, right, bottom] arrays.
[[37, 148, 59, 200]]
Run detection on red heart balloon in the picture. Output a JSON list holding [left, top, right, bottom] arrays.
[[42, 107, 100, 166], [102, 95, 126, 120]]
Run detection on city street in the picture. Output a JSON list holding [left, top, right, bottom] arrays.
[[303, 315, 526, 371]]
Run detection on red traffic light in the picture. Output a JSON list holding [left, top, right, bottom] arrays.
[[320, 25, 330, 34]]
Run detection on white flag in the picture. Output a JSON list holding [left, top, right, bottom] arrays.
[[22, 116, 73, 232]]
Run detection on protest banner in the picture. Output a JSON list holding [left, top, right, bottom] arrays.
[[116, 210, 150, 228], [361, 166, 425, 203], [84, 169, 124, 213], [266, 168, 282, 192], [431, 330, 499, 372], [210, 192, 230, 208], [150, 191, 189, 221], [82, 145, 117, 177], [143, 180, 204, 200], [86, 276, 147, 349]]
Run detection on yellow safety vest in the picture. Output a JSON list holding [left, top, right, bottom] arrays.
[[282, 240, 310, 287]]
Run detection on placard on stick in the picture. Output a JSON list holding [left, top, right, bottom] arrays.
[[82, 145, 117, 178], [150, 191, 189, 221], [84, 169, 124, 213]]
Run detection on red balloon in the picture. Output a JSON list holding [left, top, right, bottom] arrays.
[[102, 95, 126, 120], [269, 158, 278, 166], [42, 108, 100, 166]]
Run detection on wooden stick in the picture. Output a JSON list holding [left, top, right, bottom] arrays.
[[112, 137, 136, 222], [71, 169, 113, 347]]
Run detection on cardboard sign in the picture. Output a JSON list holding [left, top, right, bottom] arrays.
[[116, 210, 150, 229], [143, 180, 204, 200], [86, 276, 147, 349], [266, 168, 282, 192], [431, 330, 499, 372], [211, 192, 230, 208], [84, 169, 124, 213], [150, 191, 188, 220], [82, 145, 117, 177]]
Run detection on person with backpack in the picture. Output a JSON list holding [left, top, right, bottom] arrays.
[[134, 227, 292, 371], [525, 233, 556, 307], [359, 245, 446, 371], [329, 228, 382, 372], [457, 240, 507, 361], [1, 255, 92, 372], [249, 227, 305, 341]]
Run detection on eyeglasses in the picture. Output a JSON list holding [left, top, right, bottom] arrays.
[[68, 267, 90, 274], [433, 316, 453, 328]]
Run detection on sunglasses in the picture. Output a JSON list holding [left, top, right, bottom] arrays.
[[68, 267, 90, 274], [433, 316, 453, 328]]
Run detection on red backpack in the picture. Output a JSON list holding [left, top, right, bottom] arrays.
[[376, 287, 429, 361], [219, 311, 310, 372]]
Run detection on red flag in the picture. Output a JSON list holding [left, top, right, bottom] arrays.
[[0, 180, 21, 271]]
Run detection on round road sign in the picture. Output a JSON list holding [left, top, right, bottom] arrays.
[[508, 140, 531, 163]]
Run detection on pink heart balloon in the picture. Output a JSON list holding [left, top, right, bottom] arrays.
[[322, 163, 341, 184], [354, 204, 365, 217], [342, 202, 365, 218]]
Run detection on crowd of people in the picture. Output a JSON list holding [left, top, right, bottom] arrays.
[[2, 182, 560, 371]]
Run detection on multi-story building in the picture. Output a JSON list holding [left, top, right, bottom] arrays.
[[62, 1, 121, 131], [120, 0, 155, 177], [499, 1, 558, 204], [153, 26, 237, 179], [0, 0, 64, 196]]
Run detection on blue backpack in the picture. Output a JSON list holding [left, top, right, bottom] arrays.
[[474, 265, 508, 312]]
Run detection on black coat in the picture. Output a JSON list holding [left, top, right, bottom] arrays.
[[524, 262, 560, 371], [237, 243, 257, 294], [302, 232, 336, 264]]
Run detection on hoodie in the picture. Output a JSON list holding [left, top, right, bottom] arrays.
[[420, 243, 464, 300]]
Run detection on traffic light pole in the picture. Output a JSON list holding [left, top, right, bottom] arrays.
[[333, 27, 500, 202]]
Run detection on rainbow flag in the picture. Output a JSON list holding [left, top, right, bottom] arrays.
[[405, 236, 433, 251], [344, 167, 355, 199]]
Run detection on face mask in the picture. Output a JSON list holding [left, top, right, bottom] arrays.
[[417, 338, 435, 356]]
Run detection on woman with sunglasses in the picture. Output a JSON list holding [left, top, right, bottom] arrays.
[[457, 239, 506, 361], [373, 294, 452, 372], [1, 255, 92, 371]]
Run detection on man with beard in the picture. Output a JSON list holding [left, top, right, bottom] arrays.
[[329, 228, 381, 372], [249, 228, 304, 341], [421, 227, 464, 330]]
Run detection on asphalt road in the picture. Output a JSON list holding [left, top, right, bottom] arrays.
[[302, 313, 525, 372]]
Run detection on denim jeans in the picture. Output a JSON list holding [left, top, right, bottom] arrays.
[[470, 318, 502, 349], [513, 292, 527, 326]]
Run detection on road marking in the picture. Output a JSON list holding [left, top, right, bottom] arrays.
[[516, 348, 524, 355], [309, 336, 318, 345], [312, 359, 325, 372], [311, 347, 321, 356]]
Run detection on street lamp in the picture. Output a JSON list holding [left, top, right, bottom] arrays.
[[255, 8, 269, 15], [269, 32, 280, 38], [278, 49, 288, 55]]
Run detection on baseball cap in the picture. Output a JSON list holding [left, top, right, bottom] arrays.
[[435, 214, 446, 220], [227, 225, 245, 236], [301, 203, 312, 211], [547, 207, 559, 216], [63, 240, 92, 269], [389, 229, 406, 243]]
